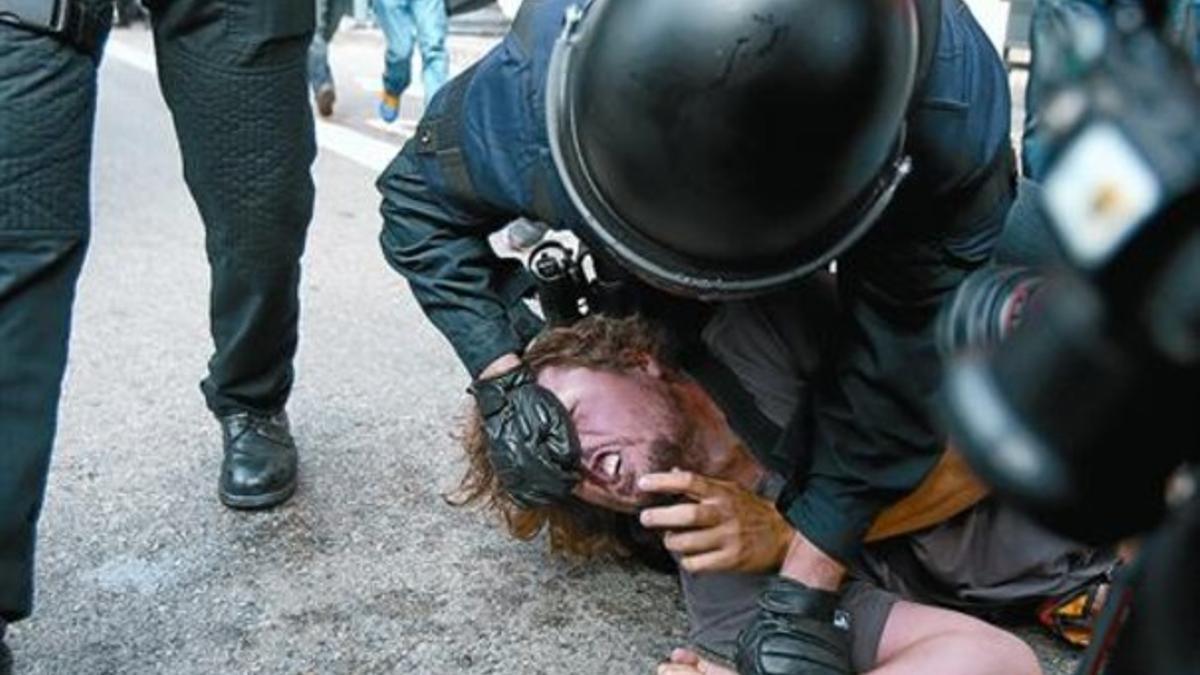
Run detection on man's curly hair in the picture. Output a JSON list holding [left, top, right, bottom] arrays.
[[450, 315, 676, 564]]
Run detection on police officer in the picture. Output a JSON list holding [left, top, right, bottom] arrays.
[[378, 0, 1014, 672], [0, 1, 315, 668]]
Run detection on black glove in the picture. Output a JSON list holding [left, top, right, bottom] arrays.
[[469, 365, 581, 508], [735, 576, 852, 675]]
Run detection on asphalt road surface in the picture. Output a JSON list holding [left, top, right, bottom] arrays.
[[6, 22, 1075, 675]]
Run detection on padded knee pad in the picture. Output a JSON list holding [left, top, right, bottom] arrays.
[[0, 24, 96, 235], [154, 37, 315, 273]]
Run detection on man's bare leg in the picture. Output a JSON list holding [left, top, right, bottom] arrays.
[[871, 601, 1041, 675], [660, 601, 1039, 675]]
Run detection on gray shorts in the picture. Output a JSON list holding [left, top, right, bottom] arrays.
[[678, 500, 1113, 672], [682, 570, 897, 672]]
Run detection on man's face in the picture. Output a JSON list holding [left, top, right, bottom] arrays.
[[536, 360, 694, 513]]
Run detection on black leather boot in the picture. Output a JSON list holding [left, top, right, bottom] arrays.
[[1, 618, 13, 675], [218, 411, 298, 510]]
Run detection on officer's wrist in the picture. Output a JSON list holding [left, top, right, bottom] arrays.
[[479, 353, 523, 380], [779, 531, 846, 592]]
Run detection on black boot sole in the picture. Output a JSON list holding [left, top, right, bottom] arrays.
[[219, 479, 296, 511]]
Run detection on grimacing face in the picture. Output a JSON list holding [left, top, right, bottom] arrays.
[[536, 359, 694, 514]]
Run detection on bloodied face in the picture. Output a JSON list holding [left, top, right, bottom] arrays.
[[536, 360, 699, 513]]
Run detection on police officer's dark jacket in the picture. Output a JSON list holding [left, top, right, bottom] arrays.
[[378, 0, 1015, 563]]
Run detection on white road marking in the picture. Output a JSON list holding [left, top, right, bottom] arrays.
[[105, 39, 158, 75], [354, 75, 379, 92], [314, 119, 399, 173], [365, 117, 418, 138], [354, 74, 426, 99]]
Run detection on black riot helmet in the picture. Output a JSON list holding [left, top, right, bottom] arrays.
[[547, 0, 923, 299]]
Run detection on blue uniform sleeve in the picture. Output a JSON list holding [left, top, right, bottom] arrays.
[[782, 193, 1011, 561], [377, 140, 543, 378], [781, 0, 1015, 562]]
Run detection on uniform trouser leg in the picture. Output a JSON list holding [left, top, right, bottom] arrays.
[[0, 25, 98, 622], [146, 0, 316, 417]]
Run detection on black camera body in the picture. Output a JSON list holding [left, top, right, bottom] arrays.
[[940, 3, 1199, 672], [527, 240, 633, 327], [944, 0, 1199, 545]]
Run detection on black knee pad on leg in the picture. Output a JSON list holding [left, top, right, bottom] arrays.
[[154, 39, 316, 271]]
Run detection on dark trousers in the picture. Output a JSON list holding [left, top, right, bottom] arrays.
[[0, 0, 315, 622]]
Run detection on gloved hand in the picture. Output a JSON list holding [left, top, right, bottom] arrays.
[[469, 364, 581, 508], [735, 576, 852, 675]]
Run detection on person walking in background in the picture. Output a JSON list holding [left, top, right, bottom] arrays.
[[309, 0, 353, 117], [375, 0, 448, 123], [115, 0, 148, 26], [1022, 0, 1199, 180]]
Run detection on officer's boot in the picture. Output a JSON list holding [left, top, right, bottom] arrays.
[[218, 411, 298, 510]]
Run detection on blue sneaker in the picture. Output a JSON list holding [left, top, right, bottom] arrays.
[[378, 91, 400, 123]]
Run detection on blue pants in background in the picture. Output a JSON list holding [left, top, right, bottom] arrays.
[[376, 0, 449, 99], [308, 0, 354, 95]]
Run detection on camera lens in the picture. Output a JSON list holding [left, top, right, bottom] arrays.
[[937, 266, 1045, 357]]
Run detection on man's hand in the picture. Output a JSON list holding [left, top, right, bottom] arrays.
[[638, 471, 792, 574], [657, 648, 736, 675], [735, 577, 853, 675]]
